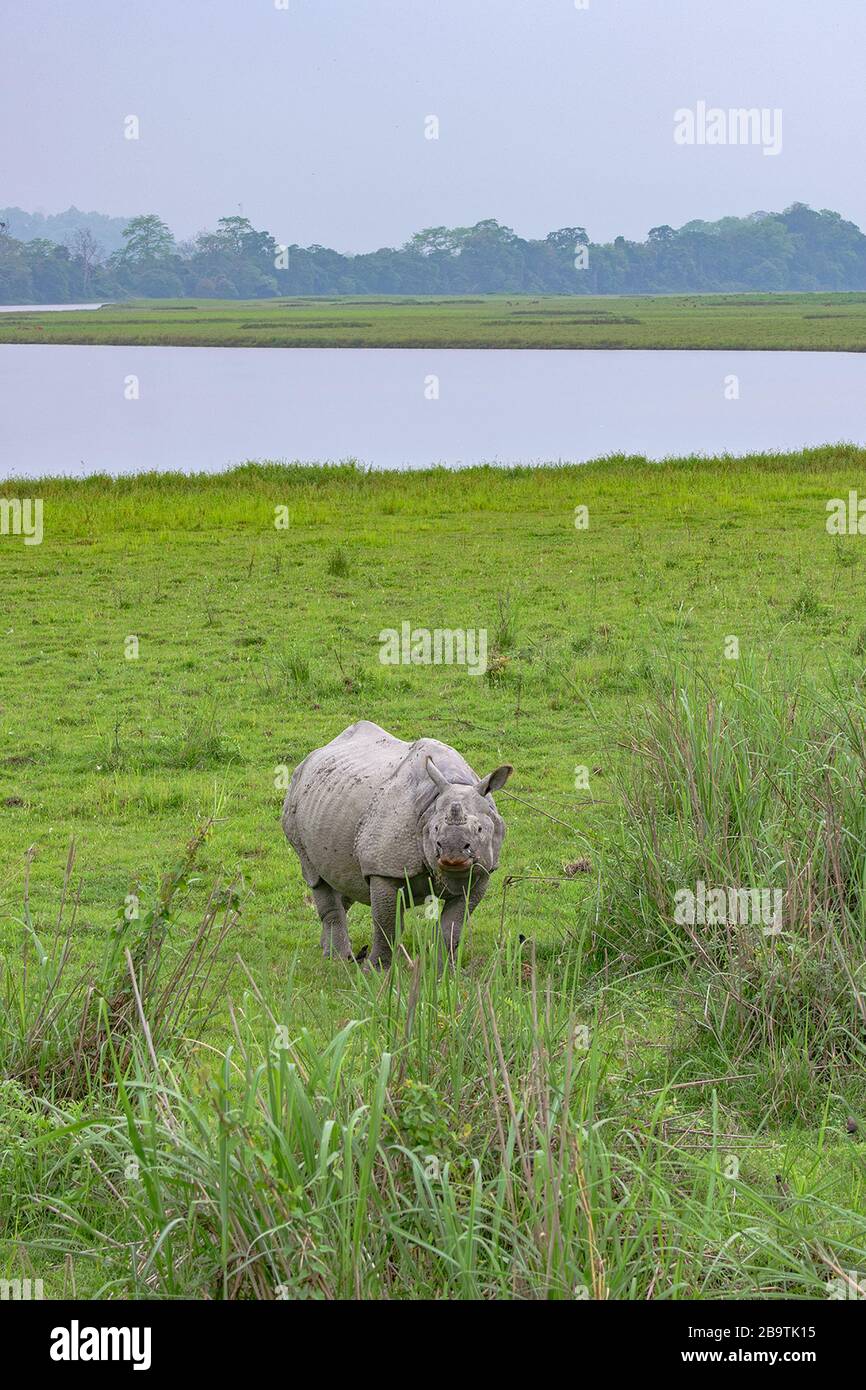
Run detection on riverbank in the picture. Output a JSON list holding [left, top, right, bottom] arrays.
[[3, 291, 866, 349]]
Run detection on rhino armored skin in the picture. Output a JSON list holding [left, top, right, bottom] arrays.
[[282, 720, 512, 966]]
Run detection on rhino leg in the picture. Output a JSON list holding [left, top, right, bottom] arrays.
[[312, 883, 353, 960], [367, 876, 410, 969], [439, 874, 488, 966]]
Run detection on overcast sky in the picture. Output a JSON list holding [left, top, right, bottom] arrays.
[[1, 0, 863, 251]]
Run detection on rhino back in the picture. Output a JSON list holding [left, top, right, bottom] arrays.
[[282, 721, 411, 901]]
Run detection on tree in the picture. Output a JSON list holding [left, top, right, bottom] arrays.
[[546, 227, 589, 249], [134, 267, 185, 297], [214, 216, 250, 253], [117, 214, 176, 264], [69, 228, 102, 294], [4, 203, 866, 302], [403, 227, 459, 257]]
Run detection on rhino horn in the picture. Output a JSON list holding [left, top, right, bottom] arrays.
[[426, 756, 450, 793]]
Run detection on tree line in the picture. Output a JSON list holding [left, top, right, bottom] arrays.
[[2, 203, 865, 303]]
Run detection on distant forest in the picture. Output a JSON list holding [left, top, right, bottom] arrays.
[[2, 203, 866, 302]]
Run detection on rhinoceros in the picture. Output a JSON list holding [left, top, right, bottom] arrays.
[[282, 720, 513, 967]]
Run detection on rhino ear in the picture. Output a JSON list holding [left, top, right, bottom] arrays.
[[426, 756, 450, 794], [477, 764, 513, 797]]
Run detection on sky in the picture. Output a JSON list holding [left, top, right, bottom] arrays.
[[1, 0, 864, 252]]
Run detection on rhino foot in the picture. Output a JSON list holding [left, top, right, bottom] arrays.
[[363, 945, 392, 971], [320, 922, 353, 960], [313, 884, 353, 960]]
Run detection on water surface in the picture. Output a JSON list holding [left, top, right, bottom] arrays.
[[0, 303, 105, 314], [1, 345, 863, 477]]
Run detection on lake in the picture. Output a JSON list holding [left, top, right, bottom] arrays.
[[0, 304, 105, 314], [1, 345, 864, 478]]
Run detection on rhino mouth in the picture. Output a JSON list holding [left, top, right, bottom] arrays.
[[437, 856, 473, 875]]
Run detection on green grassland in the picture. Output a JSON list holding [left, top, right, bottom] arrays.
[[3, 449, 866, 1299], [5, 292, 866, 350]]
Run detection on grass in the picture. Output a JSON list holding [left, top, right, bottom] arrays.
[[2, 447, 866, 1299], [4, 292, 866, 350]]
